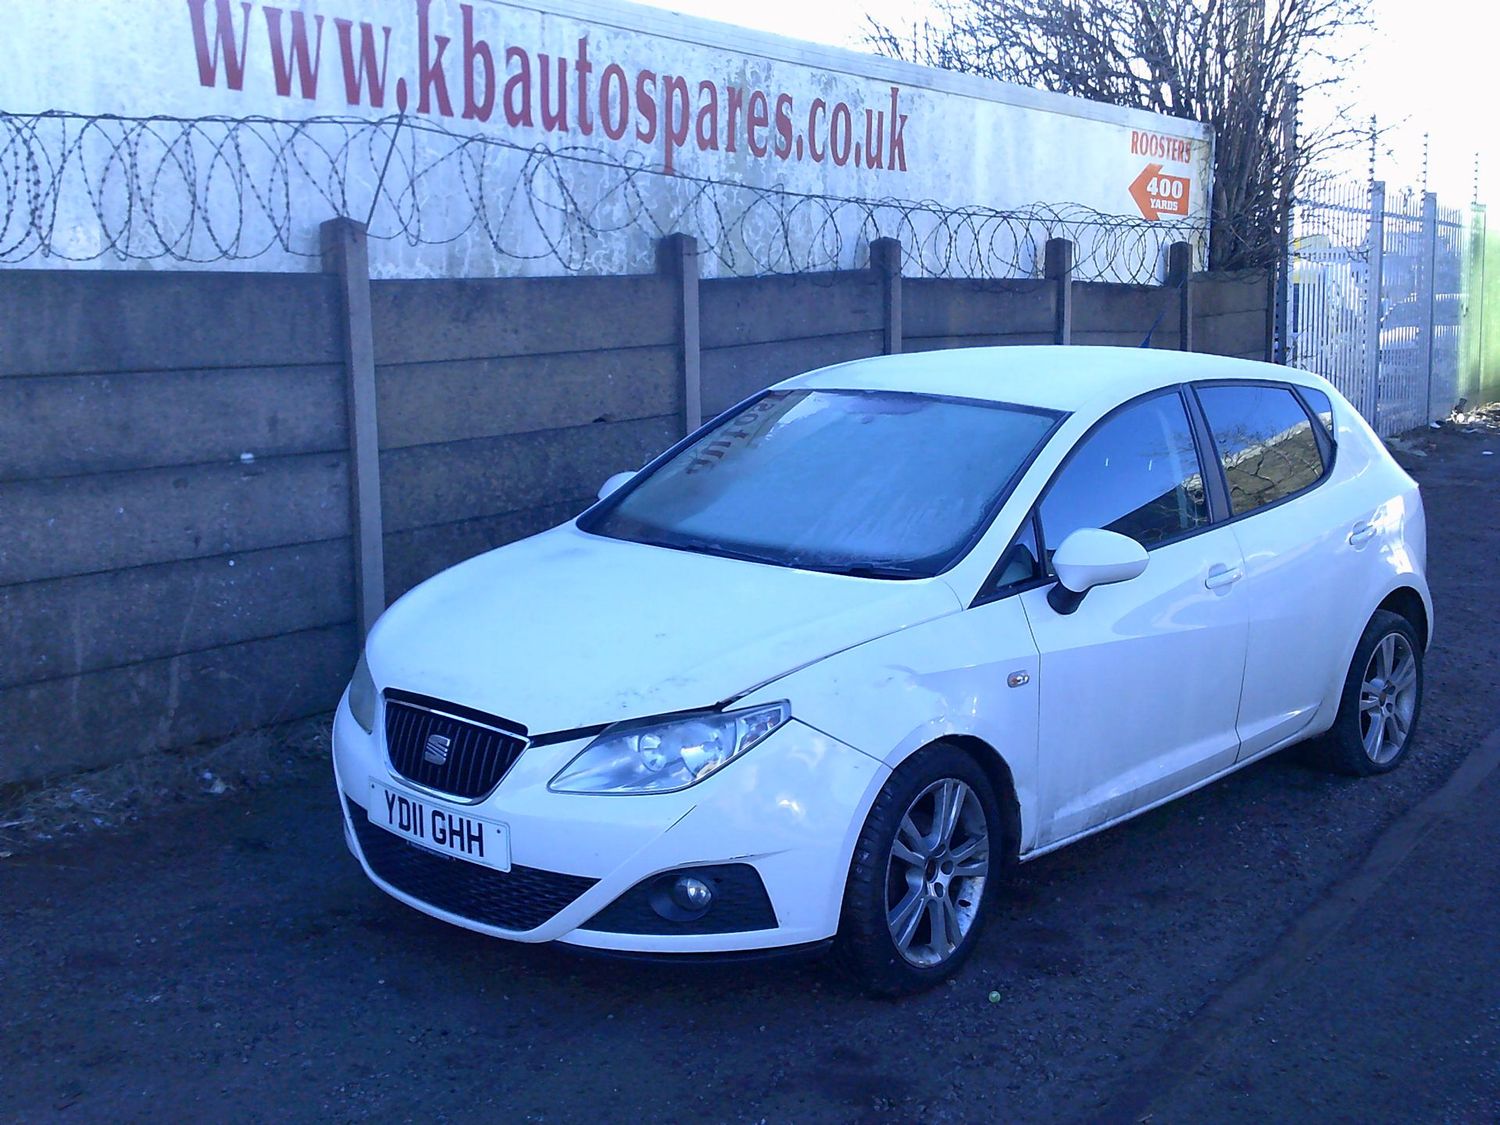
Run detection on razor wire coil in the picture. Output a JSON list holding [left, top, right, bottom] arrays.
[[1, 111, 1205, 282]]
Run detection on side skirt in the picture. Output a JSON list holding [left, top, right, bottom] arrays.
[[1018, 731, 1313, 862]]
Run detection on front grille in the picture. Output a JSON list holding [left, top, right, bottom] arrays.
[[346, 796, 598, 931], [384, 690, 526, 799]]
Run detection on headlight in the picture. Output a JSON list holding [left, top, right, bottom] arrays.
[[548, 703, 790, 795], [348, 652, 377, 734]]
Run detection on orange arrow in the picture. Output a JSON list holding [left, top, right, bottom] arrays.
[[1130, 163, 1165, 221]]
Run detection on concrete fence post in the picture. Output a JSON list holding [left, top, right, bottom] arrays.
[[1044, 238, 1074, 345], [320, 218, 386, 641], [1167, 241, 1194, 352], [1263, 269, 1278, 364], [657, 234, 702, 435], [870, 237, 903, 355]]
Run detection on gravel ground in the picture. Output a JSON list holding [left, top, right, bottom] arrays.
[[0, 718, 329, 855], [2, 420, 1497, 1123]]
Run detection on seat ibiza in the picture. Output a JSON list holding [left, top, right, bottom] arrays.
[[332, 346, 1430, 993]]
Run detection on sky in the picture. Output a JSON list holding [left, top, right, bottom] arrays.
[[1353, 0, 1493, 205], [633, 0, 1495, 207]]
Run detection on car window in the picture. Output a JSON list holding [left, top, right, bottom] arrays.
[[987, 515, 1042, 594], [1299, 386, 1336, 440], [1038, 391, 1210, 553], [1197, 385, 1326, 516], [581, 389, 1061, 578]]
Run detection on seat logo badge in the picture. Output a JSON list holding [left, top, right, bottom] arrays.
[[423, 733, 452, 765]]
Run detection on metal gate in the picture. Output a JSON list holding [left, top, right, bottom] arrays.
[[1288, 178, 1377, 421], [1290, 179, 1474, 436]]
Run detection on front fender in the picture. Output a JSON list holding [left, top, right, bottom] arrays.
[[736, 595, 1042, 853]]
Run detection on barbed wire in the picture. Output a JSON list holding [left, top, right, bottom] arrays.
[[1, 111, 1204, 282]]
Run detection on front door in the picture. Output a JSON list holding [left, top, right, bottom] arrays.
[[1020, 390, 1249, 848]]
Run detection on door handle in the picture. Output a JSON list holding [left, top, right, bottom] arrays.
[[1349, 521, 1377, 546], [1204, 564, 1244, 590]]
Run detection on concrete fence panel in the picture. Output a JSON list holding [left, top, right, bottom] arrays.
[[1072, 282, 1182, 349], [1, 626, 355, 782], [1193, 269, 1273, 361], [0, 455, 350, 587], [369, 275, 678, 364], [381, 416, 679, 600], [367, 269, 684, 602], [0, 268, 356, 784], [0, 271, 343, 376], [699, 272, 882, 349], [903, 278, 1056, 351], [699, 272, 885, 414], [0, 366, 346, 482], [376, 349, 680, 451], [0, 542, 352, 691], [700, 333, 887, 416]]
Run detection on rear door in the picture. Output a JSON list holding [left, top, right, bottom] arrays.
[[1020, 389, 1249, 848], [1191, 382, 1343, 758]]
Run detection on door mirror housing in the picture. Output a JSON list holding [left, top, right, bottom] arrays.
[[597, 470, 637, 501], [1047, 528, 1149, 614]]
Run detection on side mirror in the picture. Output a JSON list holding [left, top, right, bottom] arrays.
[[1047, 528, 1148, 614], [597, 470, 636, 501]]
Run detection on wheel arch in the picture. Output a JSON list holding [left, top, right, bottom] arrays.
[[924, 734, 1024, 866], [1316, 580, 1434, 732], [1377, 584, 1430, 649]]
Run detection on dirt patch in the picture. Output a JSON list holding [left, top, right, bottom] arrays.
[[0, 714, 330, 855], [1384, 401, 1500, 463]]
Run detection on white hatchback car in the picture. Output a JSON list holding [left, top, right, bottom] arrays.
[[333, 346, 1430, 993]]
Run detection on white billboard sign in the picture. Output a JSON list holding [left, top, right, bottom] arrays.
[[0, 0, 1213, 278]]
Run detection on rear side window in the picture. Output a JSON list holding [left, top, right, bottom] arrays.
[[1299, 386, 1336, 439], [1197, 385, 1325, 516], [1039, 391, 1210, 552]]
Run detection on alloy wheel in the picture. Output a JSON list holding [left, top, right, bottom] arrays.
[[884, 778, 990, 967], [1359, 632, 1418, 765]]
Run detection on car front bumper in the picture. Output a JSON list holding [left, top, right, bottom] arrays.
[[331, 692, 888, 953]]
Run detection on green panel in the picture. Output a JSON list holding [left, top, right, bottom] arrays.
[[1462, 205, 1498, 405]]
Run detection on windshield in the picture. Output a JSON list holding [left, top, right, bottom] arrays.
[[579, 389, 1061, 577]]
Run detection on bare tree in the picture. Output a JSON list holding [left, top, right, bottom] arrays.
[[867, 0, 1372, 271]]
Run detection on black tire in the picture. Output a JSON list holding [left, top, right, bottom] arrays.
[[1319, 609, 1424, 776], [834, 744, 1003, 996]]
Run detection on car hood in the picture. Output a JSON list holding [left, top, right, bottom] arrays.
[[366, 524, 963, 736]]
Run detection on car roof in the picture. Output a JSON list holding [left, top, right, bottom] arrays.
[[781, 346, 1329, 416]]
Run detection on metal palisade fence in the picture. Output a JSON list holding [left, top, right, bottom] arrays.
[[1289, 177, 1485, 436]]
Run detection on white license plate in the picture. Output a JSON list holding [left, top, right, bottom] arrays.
[[367, 779, 511, 872]]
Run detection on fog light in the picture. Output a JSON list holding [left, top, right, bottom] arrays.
[[583, 864, 777, 935], [671, 875, 715, 913]]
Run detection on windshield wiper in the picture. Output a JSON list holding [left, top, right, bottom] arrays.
[[806, 560, 928, 580], [617, 530, 927, 578], [631, 533, 787, 568]]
